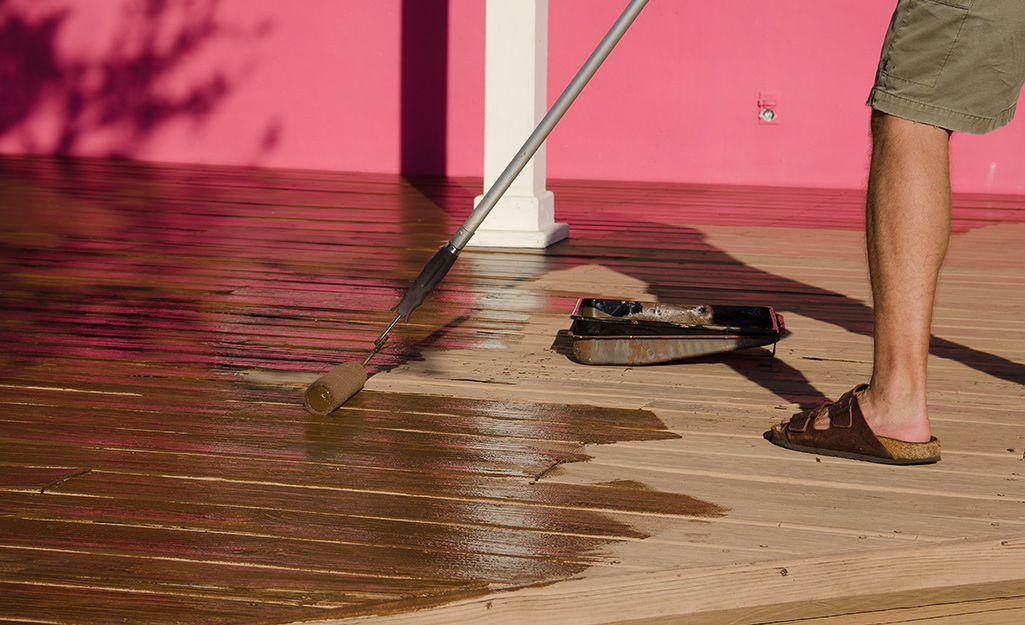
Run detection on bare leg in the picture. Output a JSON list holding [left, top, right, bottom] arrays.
[[783, 111, 951, 443], [780, 112, 947, 446], [854, 111, 951, 442]]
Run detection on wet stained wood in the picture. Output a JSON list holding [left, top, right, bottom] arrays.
[[2, 154, 1025, 624]]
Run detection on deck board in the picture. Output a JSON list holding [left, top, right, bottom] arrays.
[[1, 154, 1023, 624]]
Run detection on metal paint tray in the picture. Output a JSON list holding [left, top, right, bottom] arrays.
[[569, 298, 786, 365]]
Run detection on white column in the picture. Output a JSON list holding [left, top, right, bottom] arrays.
[[469, 0, 568, 248]]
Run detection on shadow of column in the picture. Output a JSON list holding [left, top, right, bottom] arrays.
[[401, 0, 448, 176]]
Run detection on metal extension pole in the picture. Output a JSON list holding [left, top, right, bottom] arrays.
[[372, 0, 648, 363], [449, 0, 649, 251]]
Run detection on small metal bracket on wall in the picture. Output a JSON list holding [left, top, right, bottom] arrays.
[[759, 92, 778, 124]]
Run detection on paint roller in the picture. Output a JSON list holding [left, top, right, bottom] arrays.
[[303, 0, 649, 415]]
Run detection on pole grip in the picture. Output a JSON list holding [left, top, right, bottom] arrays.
[[391, 244, 459, 321]]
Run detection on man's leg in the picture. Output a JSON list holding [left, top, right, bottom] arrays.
[[772, 0, 1025, 461], [850, 111, 952, 443]]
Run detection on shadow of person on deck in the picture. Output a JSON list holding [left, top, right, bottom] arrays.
[[408, 178, 1025, 410], [542, 219, 1025, 409]]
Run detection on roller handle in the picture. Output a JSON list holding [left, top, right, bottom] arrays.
[[389, 0, 648, 321], [449, 0, 649, 251], [392, 243, 459, 322]]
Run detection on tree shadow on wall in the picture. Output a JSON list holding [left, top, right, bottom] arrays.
[[0, 0, 273, 159]]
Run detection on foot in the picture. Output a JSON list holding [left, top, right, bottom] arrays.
[[779, 383, 932, 444], [771, 385, 940, 464], [853, 383, 933, 444]]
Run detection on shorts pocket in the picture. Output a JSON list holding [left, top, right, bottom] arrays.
[[880, 0, 972, 88]]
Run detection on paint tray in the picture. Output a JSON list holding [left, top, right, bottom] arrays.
[[569, 298, 786, 365]]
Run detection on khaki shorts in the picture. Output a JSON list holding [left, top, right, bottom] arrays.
[[867, 0, 1025, 134]]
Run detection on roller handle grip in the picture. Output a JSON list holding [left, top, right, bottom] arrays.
[[392, 244, 459, 321]]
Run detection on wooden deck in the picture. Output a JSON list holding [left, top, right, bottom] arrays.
[[1, 154, 1023, 624]]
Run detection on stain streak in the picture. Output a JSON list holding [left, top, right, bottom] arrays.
[[40, 469, 93, 494], [530, 460, 566, 484]]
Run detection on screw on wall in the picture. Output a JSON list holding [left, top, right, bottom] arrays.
[[759, 92, 779, 124]]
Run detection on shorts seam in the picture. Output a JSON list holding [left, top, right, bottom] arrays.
[[933, 3, 969, 87], [872, 90, 1003, 123], [886, 0, 971, 88]]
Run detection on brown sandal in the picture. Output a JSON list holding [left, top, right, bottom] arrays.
[[769, 385, 941, 465]]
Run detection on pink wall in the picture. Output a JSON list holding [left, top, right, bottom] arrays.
[[2, 0, 1024, 194]]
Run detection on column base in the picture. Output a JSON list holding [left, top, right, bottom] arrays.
[[466, 221, 569, 249], [468, 191, 568, 248]]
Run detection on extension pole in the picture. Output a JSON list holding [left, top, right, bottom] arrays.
[[389, 0, 649, 329], [451, 0, 649, 251]]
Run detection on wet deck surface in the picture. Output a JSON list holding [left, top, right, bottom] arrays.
[[1, 154, 1024, 624]]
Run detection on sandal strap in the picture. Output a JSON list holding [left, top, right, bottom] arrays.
[[827, 384, 869, 429], [786, 397, 835, 433], [787, 413, 813, 433], [782, 385, 892, 459]]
